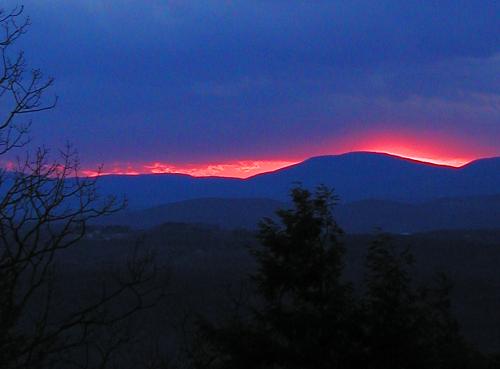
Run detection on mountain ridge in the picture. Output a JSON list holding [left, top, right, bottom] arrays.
[[99, 194, 500, 234], [95, 152, 500, 208]]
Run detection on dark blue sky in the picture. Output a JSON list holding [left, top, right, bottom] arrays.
[[5, 1, 500, 174]]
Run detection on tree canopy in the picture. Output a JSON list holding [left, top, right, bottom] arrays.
[[193, 186, 484, 369]]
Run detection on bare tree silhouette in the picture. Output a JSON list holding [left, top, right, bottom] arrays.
[[0, 6, 166, 369]]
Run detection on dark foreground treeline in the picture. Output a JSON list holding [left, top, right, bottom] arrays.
[[187, 186, 498, 369], [4, 187, 500, 368]]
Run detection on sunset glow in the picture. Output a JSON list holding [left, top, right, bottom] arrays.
[[81, 160, 298, 178], [362, 151, 470, 167], [342, 132, 490, 168], [74, 131, 499, 178], [80, 153, 479, 179]]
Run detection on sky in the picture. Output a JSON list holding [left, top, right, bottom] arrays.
[[3, 1, 500, 177]]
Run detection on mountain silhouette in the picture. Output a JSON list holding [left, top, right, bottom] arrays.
[[102, 198, 285, 230], [96, 152, 500, 209], [100, 194, 500, 234]]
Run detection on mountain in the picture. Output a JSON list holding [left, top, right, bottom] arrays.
[[246, 152, 458, 202], [96, 173, 244, 209], [96, 152, 500, 209], [100, 194, 500, 234], [102, 198, 286, 230], [337, 194, 500, 233]]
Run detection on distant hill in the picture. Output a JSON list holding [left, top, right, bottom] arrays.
[[96, 152, 500, 209], [100, 194, 500, 234], [103, 198, 286, 230], [337, 194, 500, 233]]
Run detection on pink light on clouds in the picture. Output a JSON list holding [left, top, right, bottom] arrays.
[[332, 130, 496, 167], [81, 160, 297, 178], [78, 131, 497, 178]]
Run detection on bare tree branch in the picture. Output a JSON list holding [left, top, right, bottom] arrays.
[[0, 8, 168, 369]]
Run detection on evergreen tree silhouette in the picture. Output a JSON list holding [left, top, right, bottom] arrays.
[[192, 186, 485, 369], [361, 234, 480, 369], [193, 186, 361, 369]]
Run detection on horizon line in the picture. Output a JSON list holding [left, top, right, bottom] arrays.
[[79, 151, 487, 179]]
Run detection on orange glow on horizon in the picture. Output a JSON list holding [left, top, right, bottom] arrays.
[[341, 131, 490, 168], [77, 133, 496, 178], [80, 160, 298, 178], [365, 151, 470, 167], [2, 132, 492, 178], [80, 152, 475, 179]]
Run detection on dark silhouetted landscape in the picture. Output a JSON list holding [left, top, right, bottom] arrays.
[[1, 3, 500, 369]]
